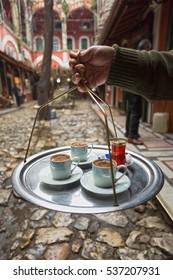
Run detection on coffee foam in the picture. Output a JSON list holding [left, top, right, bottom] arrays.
[[71, 142, 87, 147], [93, 159, 116, 167], [51, 154, 70, 162]]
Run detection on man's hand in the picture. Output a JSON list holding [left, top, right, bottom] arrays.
[[69, 46, 114, 92]]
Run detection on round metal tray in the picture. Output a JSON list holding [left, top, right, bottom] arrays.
[[12, 145, 164, 213]]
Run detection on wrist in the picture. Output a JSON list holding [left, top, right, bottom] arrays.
[[107, 45, 139, 88]]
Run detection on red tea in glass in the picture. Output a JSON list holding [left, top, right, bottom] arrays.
[[111, 138, 126, 165]]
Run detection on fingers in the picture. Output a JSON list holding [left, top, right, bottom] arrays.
[[71, 71, 87, 93], [77, 82, 88, 93], [75, 64, 85, 74], [69, 51, 88, 92], [70, 49, 89, 63], [69, 58, 77, 68], [69, 58, 85, 77], [69, 51, 78, 59], [71, 72, 81, 85], [69, 50, 80, 70], [71, 63, 86, 83]]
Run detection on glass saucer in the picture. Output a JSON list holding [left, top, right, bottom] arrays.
[[80, 171, 131, 196], [39, 166, 83, 186]]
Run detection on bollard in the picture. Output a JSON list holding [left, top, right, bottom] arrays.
[[50, 107, 57, 119], [152, 112, 169, 133]]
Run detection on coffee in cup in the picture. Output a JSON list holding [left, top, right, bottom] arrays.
[[92, 159, 127, 188], [51, 154, 69, 162], [70, 141, 93, 162], [50, 153, 79, 180]]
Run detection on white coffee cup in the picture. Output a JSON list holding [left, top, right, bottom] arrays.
[[70, 142, 93, 162], [92, 159, 127, 188], [50, 153, 79, 180]]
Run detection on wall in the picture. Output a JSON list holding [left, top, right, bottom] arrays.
[[153, 0, 173, 132]]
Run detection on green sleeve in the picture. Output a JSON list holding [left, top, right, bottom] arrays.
[[107, 44, 173, 101]]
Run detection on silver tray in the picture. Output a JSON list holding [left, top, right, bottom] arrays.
[[12, 145, 164, 213]]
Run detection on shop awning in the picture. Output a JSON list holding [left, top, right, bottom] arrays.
[[97, 0, 151, 45], [0, 50, 35, 72]]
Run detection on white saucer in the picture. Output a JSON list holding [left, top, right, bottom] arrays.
[[78, 152, 98, 167], [80, 171, 131, 195], [125, 153, 133, 166], [39, 166, 83, 186]]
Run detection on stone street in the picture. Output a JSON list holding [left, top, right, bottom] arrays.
[[0, 98, 173, 260]]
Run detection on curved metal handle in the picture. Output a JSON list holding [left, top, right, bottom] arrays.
[[24, 75, 118, 206], [24, 86, 77, 162], [82, 84, 118, 206]]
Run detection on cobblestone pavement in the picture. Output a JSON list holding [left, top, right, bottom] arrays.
[[0, 99, 173, 260]]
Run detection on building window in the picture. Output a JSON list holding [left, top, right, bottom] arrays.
[[2, 0, 12, 21], [53, 37, 60, 51], [80, 37, 89, 50], [54, 20, 61, 30], [35, 37, 44, 51], [82, 21, 91, 30], [67, 37, 73, 50]]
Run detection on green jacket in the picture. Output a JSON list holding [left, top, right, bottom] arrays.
[[107, 45, 173, 101]]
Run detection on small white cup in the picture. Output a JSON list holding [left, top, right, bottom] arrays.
[[92, 159, 127, 188], [70, 142, 93, 162], [50, 153, 79, 180]]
